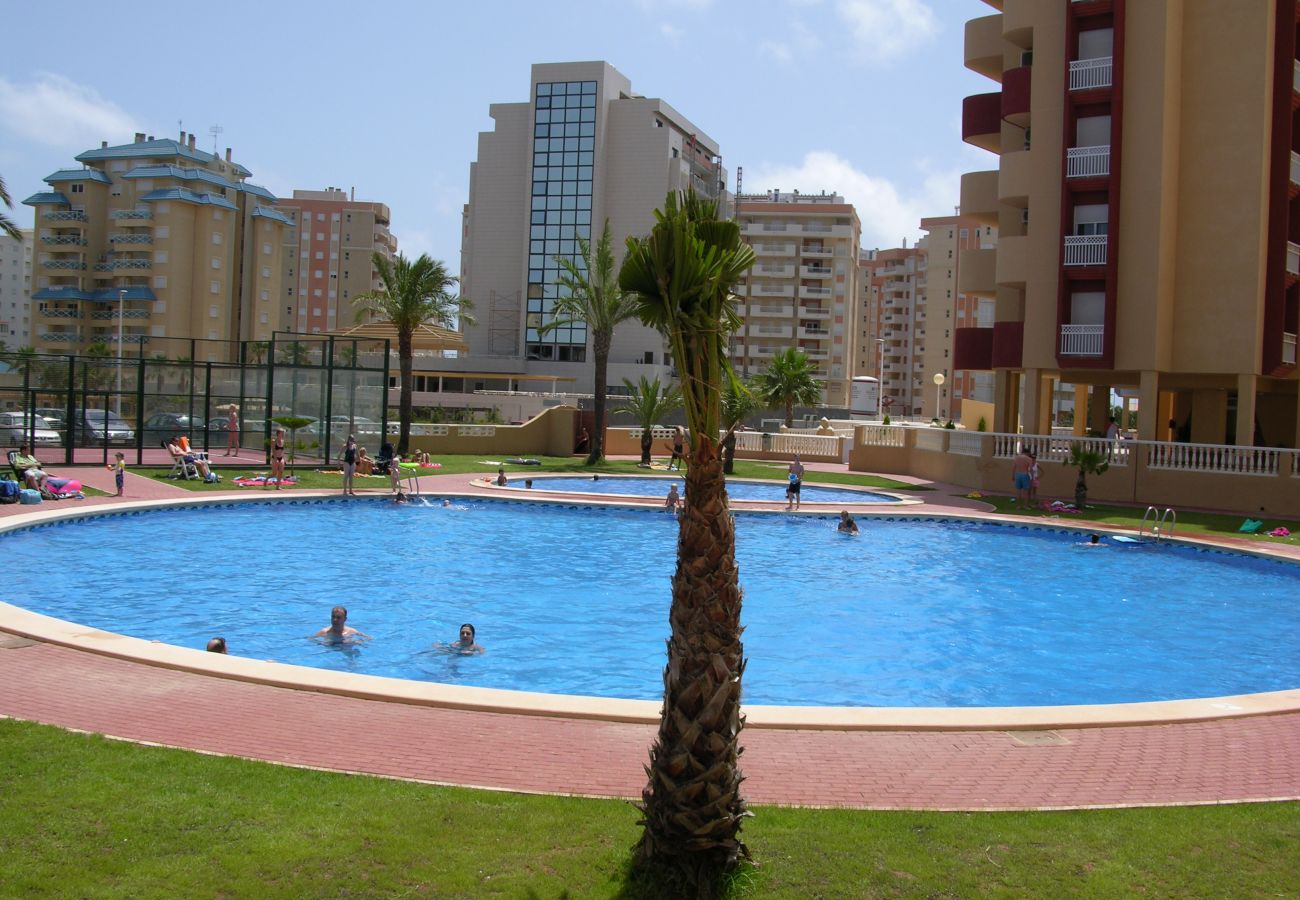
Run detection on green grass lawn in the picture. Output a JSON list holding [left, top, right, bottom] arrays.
[[970, 493, 1300, 548], [1, 720, 1295, 898], [132, 455, 924, 494]]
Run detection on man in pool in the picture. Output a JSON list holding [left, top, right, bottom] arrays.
[[314, 605, 370, 643], [837, 510, 859, 534], [206, 636, 227, 653], [449, 623, 484, 655]]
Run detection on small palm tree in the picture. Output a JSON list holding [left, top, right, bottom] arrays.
[[721, 378, 761, 475], [616, 376, 682, 465], [83, 341, 114, 391], [542, 220, 640, 465], [1066, 444, 1109, 509], [1, 174, 23, 241], [754, 347, 822, 428], [620, 189, 756, 895], [246, 341, 269, 366], [353, 253, 473, 455]]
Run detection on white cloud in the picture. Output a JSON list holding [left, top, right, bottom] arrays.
[[394, 228, 435, 260], [744, 150, 962, 249], [0, 73, 137, 148], [659, 23, 685, 45], [835, 0, 938, 64]]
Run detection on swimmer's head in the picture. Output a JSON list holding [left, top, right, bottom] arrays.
[[206, 637, 227, 654], [459, 623, 476, 642]]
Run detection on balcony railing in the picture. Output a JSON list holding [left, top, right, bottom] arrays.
[[1287, 241, 1300, 277], [38, 307, 80, 319], [90, 308, 150, 320], [1063, 234, 1107, 266], [44, 259, 86, 270], [798, 305, 831, 318], [752, 242, 795, 256], [800, 245, 832, 256], [110, 233, 153, 244], [41, 235, 87, 246], [1067, 145, 1111, 178], [111, 208, 153, 220], [1284, 331, 1297, 366], [1059, 323, 1104, 356], [40, 331, 81, 342], [1069, 56, 1112, 91], [114, 259, 153, 270], [800, 265, 833, 278]]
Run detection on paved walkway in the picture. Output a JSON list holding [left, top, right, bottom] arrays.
[[3, 458, 1299, 809]]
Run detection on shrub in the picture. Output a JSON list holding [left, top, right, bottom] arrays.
[[977, 416, 987, 432], [882, 414, 891, 425]]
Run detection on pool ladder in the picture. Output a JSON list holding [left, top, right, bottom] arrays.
[[1139, 506, 1177, 542]]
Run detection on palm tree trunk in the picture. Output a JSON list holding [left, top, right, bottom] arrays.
[[588, 332, 611, 465], [641, 431, 653, 465], [637, 434, 747, 891], [784, 399, 794, 428], [398, 331, 413, 455], [722, 431, 737, 475]]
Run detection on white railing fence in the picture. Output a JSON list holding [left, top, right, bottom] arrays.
[[1059, 323, 1104, 356], [1069, 56, 1113, 91], [1145, 441, 1281, 477], [1066, 145, 1110, 178], [1063, 234, 1107, 266]]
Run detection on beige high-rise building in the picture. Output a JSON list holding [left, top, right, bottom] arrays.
[[960, 0, 1298, 446], [0, 229, 33, 348], [274, 188, 397, 336], [733, 191, 861, 408], [454, 61, 727, 395], [23, 132, 290, 358], [919, 215, 998, 418], [855, 245, 925, 416]]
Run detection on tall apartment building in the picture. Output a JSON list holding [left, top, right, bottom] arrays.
[[0, 229, 33, 347], [919, 215, 997, 418], [23, 132, 292, 358], [856, 245, 925, 415], [959, 1, 1298, 446], [733, 191, 861, 408], [274, 188, 397, 336], [455, 61, 727, 394]]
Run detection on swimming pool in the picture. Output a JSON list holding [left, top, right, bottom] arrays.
[[4, 499, 1298, 707], [513, 474, 901, 504]]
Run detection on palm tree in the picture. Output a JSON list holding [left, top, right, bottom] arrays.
[[353, 253, 472, 455], [246, 341, 269, 366], [1066, 444, 1109, 509], [1, 174, 23, 241], [619, 189, 756, 895], [83, 341, 114, 391], [721, 378, 761, 475], [540, 220, 640, 465], [753, 347, 822, 428], [616, 375, 682, 465]]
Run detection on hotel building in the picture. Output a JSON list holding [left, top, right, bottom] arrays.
[[0, 229, 33, 347], [274, 188, 397, 336], [452, 60, 726, 396], [733, 191, 862, 408], [959, 0, 1298, 446], [857, 245, 926, 416], [23, 132, 292, 358]]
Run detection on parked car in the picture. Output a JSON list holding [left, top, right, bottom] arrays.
[[75, 409, 135, 446], [0, 412, 62, 447], [34, 407, 68, 435], [141, 412, 206, 445]]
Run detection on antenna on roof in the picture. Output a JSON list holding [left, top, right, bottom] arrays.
[[209, 124, 224, 153]]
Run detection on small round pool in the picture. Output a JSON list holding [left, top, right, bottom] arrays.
[[4, 499, 1298, 708], [515, 474, 900, 504]]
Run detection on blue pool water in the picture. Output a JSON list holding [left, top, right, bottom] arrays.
[[4, 499, 1298, 707], [522, 475, 899, 504]]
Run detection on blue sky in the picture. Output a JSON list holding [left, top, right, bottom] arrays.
[[3, 0, 992, 262]]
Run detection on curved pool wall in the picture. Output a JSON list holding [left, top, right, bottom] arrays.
[[506, 474, 904, 504], [2, 493, 1299, 730]]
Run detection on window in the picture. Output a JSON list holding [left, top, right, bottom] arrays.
[[316, 213, 325, 221], [155, 250, 168, 264], [315, 251, 323, 260], [153, 275, 167, 288], [315, 232, 324, 241], [69, 184, 85, 194], [260, 312, 269, 324], [211, 257, 221, 269], [212, 232, 222, 245], [212, 210, 223, 220], [209, 282, 219, 295], [263, 243, 272, 254], [261, 266, 271, 278], [313, 270, 323, 279], [155, 225, 169, 239]]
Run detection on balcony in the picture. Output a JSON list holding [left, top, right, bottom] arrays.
[[962, 92, 1002, 153], [798, 305, 831, 319], [960, 169, 998, 224], [1289, 241, 1300, 278], [1064, 234, 1107, 266], [752, 241, 796, 256], [1002, 0, 1034, 49], [1001, 66, 1031, 127], [798, 285, 832, 299], [751, 283, 794, 298], [1060, 323, 1104, 356], [957, 247, 997, 295], [747, 303, 793, 317], [753, 263, 795, 279], [799, 265, 833, 278], [1069, 56, 1112, 91], [1067, 145, 1111, 178], [996, 234, 1028, 286], [1282, 331, 1296, 365], [749, 324, 793, 339], [37, 306, 81, 319], [114, 258, 153, 270], [90, 308, 150, 320], [800, 244, 832, 257], [45, 259, 87, 271], [41, 235, 87, 246], [110, 232, 153, 245], [40, 330, 81, 343], [798, 326, 830, 339], [111, 208, 153, 221], [43, 210, 88, 222], [964, 14, 1003, 80], [741, 222, 788, 234]]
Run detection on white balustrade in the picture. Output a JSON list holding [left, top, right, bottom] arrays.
[[1146, 442, 1280, 476], [1059, 324, 1104, 356], [1063, 235, 1107, 266], [1283, 331, 1297, 366], [1067, 145, 1111, 178], [1069, 56, 1112, 91], [856, 425, 906, 448], [947, 431, 983, 456]]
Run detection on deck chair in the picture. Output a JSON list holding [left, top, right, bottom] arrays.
[[163, 440, 199, 480], [374, 441, 395, 476]]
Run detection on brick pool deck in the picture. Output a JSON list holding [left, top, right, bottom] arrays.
[[2, 458, 1298, 810]]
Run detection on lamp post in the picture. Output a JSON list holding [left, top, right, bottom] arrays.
[[875, 338, 885, 419], [115, 288, 126, 415], [932, 371, 945, 421]]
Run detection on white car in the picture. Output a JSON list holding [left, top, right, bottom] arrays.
[[0, 411, 63, 447]]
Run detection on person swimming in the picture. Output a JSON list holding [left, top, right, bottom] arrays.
[[439, 622, 484, 655], [313, 605, 371, 643]]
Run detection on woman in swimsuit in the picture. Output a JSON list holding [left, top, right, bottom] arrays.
[[269, 427, 286, 489]]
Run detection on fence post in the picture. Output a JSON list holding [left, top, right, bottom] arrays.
[[323, 336, 335, 463], [134, 356, 147, 465]]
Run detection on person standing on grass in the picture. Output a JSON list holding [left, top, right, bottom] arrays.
[[1011, 445, 1033, 504], [341, 434, 358, 496], [224, 406, 240, 457], [269, 428, 286, 489], [107, 452, 125, 497]]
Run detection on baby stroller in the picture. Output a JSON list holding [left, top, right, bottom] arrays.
[[374, 441, 395, 476]]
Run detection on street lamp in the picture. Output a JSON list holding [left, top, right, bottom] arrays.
[[115, 288, 126, 414], [932, 371, 945, 421], [875, 338, 885, 419]]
